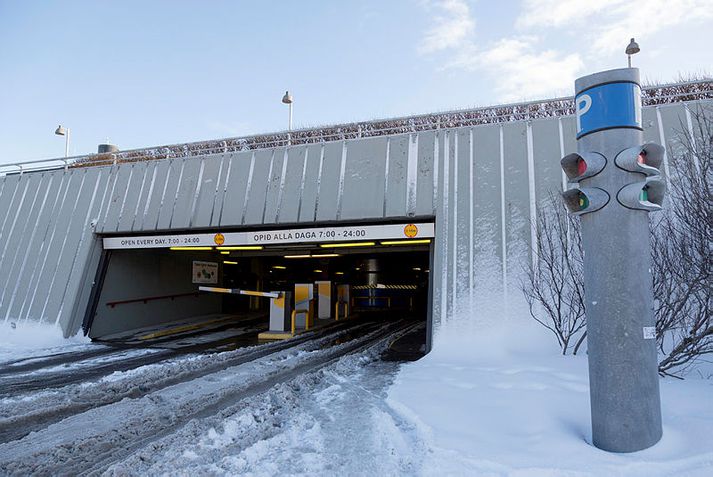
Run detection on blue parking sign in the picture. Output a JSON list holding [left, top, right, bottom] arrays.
[[575, 82, 642, 139]]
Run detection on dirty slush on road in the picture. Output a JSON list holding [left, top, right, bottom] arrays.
[[0, 320, 425, 476]]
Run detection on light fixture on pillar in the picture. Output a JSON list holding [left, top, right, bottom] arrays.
[[281, 90, 293, 129], [54, 125, 70, 157], [625, 38, 640, 68]]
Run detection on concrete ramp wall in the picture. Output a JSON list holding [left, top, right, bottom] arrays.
[[0, 100, 708, 337]]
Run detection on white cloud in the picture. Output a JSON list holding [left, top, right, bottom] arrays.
[[516, 0, 713, 54], [418, 0, 475, 54], [516, 0, 622, 29], [448, 37, 584, 102]]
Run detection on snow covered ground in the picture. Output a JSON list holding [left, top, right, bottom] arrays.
[[0, 321, 91, 363], [0, 318, 711, 476], [389, 320, 713, 476]]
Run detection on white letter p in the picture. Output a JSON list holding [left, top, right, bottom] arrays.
[[576, 94, 592, 134]]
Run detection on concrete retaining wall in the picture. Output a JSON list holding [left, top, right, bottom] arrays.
[[0, 100, 708, 337]]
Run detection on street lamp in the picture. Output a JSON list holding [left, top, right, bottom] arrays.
[[281, 91, 293, 130], [54, 125, 70, 157], [625, 38, 640, 68]]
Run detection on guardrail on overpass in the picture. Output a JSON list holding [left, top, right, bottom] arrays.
[[2, 79, 711, 177]]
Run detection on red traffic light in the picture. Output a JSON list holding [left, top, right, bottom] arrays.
[[615, 143, 665, 176], [561, 152, 606, 183], [578, 158, 587, 176]]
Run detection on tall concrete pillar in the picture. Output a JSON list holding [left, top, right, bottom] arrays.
[[563, 68, 663, 452]]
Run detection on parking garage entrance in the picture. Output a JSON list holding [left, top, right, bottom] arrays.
[[84, 222, 434, 356]]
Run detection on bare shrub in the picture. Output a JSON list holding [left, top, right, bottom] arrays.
[[523, 106, 712, 376], [652, 106, 712, 378], [521, 192, 587, 355]]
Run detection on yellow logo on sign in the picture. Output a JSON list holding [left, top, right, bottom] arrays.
[[214, 233, 225, 246], [403, 224, 418, 238]]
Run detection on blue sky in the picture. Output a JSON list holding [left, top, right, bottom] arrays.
[[1, 0, 711, 164]]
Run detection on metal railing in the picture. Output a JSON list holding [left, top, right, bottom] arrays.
[[105, 291, 201, 308], [2, 79, 711, 176]]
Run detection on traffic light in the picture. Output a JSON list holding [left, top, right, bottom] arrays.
[[561, 152, 607, 182], [614, 143, 664, 175], [617, 176, 666, 211], [561, 152, 610, 215], [615, 142, 666, 211], [562, 187, 609, 215]]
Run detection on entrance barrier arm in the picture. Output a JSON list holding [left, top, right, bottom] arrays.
[[198, 286, 280, 299]]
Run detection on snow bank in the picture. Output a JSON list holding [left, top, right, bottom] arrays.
[[0, 321, 90, 363], [388, 308, 713, 476]]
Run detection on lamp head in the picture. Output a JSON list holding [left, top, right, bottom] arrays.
[[54, 125, 67, 136], [625, 38, 640, 56], [281, 91, 293, 104]]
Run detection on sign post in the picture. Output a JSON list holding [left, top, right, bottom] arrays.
[[562, 68, 663, 452]]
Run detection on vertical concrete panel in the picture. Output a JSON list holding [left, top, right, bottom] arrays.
[[0, 176, 21, 239], [68, 236, 103, 335], [91, 165, 118, 233], [445, 131, 458, 319], [43, 169, 101, 324], [299, 144, 323, 223], [26, 171, 84, 322], [502, 122, 530, 288], [210, 154, 233, 227], [219, 152, 253, 227], [531, 118, 565, 202], [117, 162, 148, 232], [130, 162, 158, 231], [561, 116, 578, 157], [140, 161, 170, 231], [278, 146, 307, 223], [340, 136, 387, 220], [432, 130, 446, 332], [263, 148, 286, 224], [156, 159, 184, 230], [57, 169, 110, 333], [2, 173, 57, 322], [455, 128, 471, 312], [0, 175, 38, 271], [315, 142, 342, 221], [0, 174, 45, 320], [385, 134, 408, 217], [170, 159, 202, 229], [0, 176, 29, 262], [12, 173, 64, 323], [642, 106, 660, 144], [657, 103, 688, 154], [243, 150, 274, 225], [415, 130, 436, 216], [101, 165, 133, 232], [191, 155, 223, 228], [19, 172, 71, 323], [472, 124, 503, 283]]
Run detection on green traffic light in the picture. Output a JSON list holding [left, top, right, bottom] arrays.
[[639, 186, 649, 202], [579, 192, 589, 210]]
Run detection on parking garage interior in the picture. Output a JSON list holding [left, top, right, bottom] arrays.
[[85, 226, 433, 358]]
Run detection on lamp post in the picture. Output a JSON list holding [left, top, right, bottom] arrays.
[[625, 38, 640, 68], [282, 91, 293, 130], [54, 125, 70, 158]]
